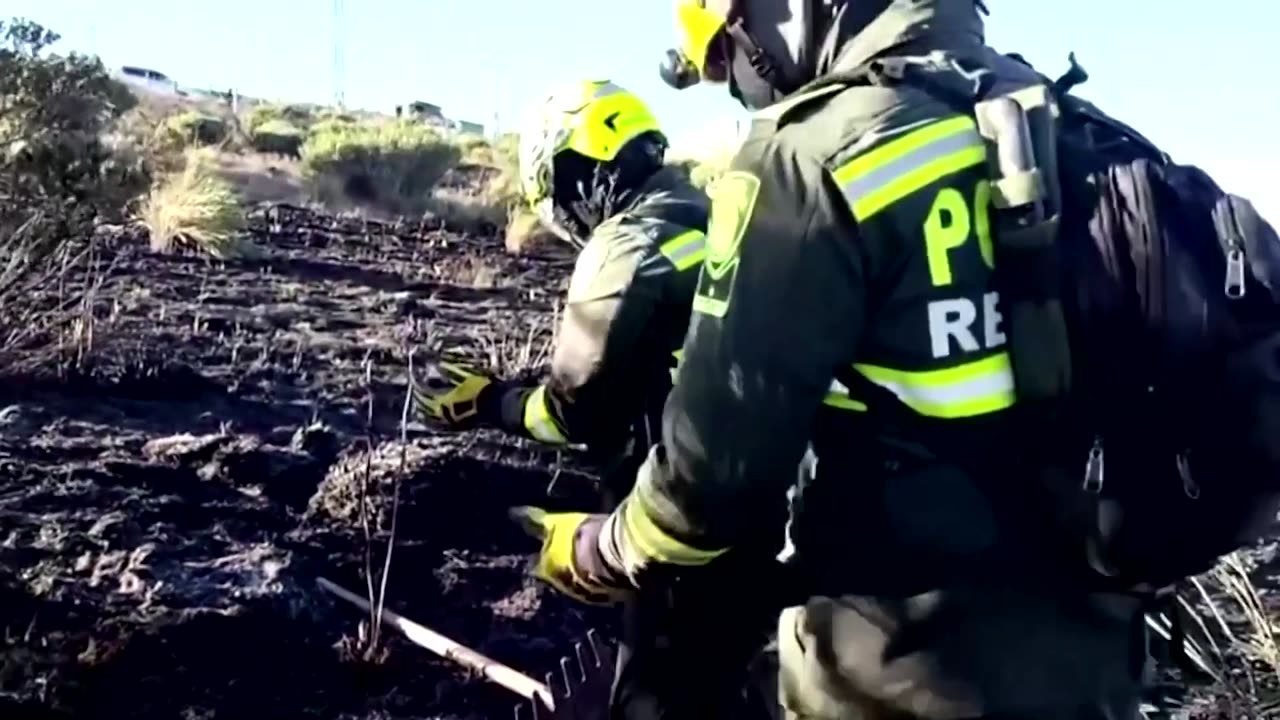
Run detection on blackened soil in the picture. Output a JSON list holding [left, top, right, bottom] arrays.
[[0, 206, 611, 719]]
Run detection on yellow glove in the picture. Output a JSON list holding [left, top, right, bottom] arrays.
[[510, 506, 628, 606], [411, 361, 493, 429]]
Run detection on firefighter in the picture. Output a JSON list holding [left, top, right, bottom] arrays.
[[511, 2, 1151, 719], [414, 80, 780, 719]]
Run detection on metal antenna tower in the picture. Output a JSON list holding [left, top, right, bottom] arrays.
[[332, 0, 345, 107]]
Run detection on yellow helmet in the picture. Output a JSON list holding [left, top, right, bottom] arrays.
[[518, 80, 666, 243], [661, 0, 733, 89]]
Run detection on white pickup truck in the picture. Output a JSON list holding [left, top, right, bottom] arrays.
[[115, 66, 183, 98]]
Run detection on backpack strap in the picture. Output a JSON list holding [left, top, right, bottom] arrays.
[[834, 55, 1075, 411]]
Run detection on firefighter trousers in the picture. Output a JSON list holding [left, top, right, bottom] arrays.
[[777, 592, 1148, 720]]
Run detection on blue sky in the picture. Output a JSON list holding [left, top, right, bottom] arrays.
[[7, 0, 1276, 218]]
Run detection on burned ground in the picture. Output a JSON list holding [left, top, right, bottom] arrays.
[[3, 204, 1280, 719], [0, 206, 611, 719]]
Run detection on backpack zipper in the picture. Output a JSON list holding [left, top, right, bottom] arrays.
[[1084, 435, 1105, 492], [1220, 201, 1248, 299]]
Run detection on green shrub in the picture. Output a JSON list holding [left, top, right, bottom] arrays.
[[244, 104, 283, 134], [157, 110, 227, 147], [492, 132, 519, 162], [301, 120, 462, 216], [0, 17, 141, 374], [249, 119, 303, 158], [279, 104, 315, 128], [245, 103, 314, 133]]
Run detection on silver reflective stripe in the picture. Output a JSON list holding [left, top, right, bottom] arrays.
[[841, 127, 984, 208], [866, 369, 1012, 407], [831, 116, 987, 221], [854, 353, 1015, 418], [659, 230, 706, 271]]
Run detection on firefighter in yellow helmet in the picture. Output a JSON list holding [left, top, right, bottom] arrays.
[[413, 80, 781, 719], [511, 2, 1154, 719]]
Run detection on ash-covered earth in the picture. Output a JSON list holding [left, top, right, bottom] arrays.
[[3, 204, 1279, 720], [0, 206, 612, 719]]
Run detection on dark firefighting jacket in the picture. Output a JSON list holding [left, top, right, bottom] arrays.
[[596, 0, 1148, 715], [484, 166, 708, 496]]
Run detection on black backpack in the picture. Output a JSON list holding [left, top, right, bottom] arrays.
[[821, 53, 1280, 590], [1050, 81, 1280, 589]]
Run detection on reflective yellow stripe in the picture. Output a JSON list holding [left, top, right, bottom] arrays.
[[669, 349, 683, 381], [622, 485, 726, 566], [522, 385, 568, 444], [658, 229, 706, 271], [845, 352, 1014, 418], [822, 378, 867, 411], [832, 116, 986, 221]]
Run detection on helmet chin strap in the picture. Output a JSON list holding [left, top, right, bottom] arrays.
[[721, 0, 829, 106], [724, 18, 783, 87]]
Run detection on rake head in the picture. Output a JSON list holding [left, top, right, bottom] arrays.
[[515, 629, 616, 720]]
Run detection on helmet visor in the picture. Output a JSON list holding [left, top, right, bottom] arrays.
[[675, 0, 732, 83]]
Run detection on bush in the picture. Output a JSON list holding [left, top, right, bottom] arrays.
[[301, 119, 462, 217], [245, 103, 314, 135], [423, 132, 566, 253], [156, 110, 228, 147], [249, 118, 303, 158], [109, 105, 181, 178], [138, 147, 250, 259], [492, 132, 519, 162], [0, 17, 141, 374], [279, 104, 316, 127], [244, 104, 283, 134]]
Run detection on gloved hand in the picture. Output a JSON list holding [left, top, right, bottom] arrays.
[[411, 361, 493, 430], [510, 506, 629, 606]]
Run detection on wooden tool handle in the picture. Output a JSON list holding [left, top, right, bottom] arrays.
[[316, 577, 553, 706]]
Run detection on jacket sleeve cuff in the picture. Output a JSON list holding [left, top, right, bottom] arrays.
[[595, 447, 730, 584]]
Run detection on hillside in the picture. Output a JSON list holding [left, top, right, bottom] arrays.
[[3, 15, 1280, 720]]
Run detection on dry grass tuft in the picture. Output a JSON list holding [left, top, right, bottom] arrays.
[[1212, 554, 1280, 682], [478, 304, 557, 379], [138, 148, 254, 259], [457, 254, 501, 289], [1169, 551, 1280, 717]]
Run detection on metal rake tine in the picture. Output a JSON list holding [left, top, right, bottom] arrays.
[[573, 641, 589, 678], [559, 656, 577, 696], [545, 670, 559, 699], [585, 628, 604, 666]]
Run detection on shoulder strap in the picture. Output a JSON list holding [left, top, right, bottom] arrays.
[[751, 83, 848, 130]]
